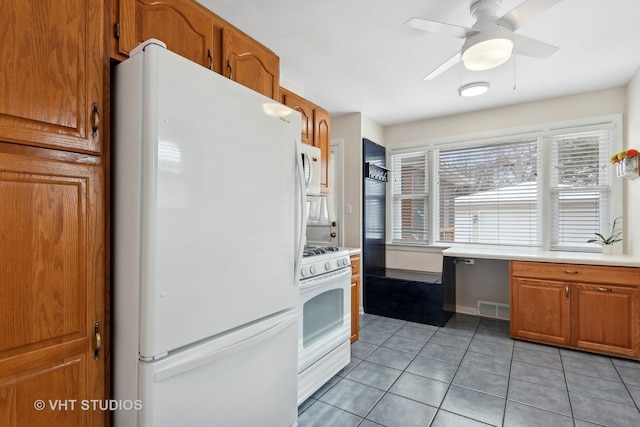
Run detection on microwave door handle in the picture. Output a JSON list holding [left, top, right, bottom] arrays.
[[302, 153, 311, 186], [295, 143, 307, 285]]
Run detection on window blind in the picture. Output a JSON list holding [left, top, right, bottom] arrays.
[[391, 152, 429, 242], [549, 130, 610, 250], [388, 118, 618, 252], [437, 140, 539, 246]]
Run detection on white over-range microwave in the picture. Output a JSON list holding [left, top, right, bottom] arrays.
[[300, 143, 321, 196]]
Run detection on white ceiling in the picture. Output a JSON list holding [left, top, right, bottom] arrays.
[[200, 0, 640, 126]]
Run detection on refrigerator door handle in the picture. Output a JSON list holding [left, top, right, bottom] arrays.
[[153, 311, 297, 382], [295, 142, 307, 284]]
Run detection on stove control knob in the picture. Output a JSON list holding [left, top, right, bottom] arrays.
[[325, 262, 331, 271], [301, 267, 308, 277], [310, 265, 317, 275]]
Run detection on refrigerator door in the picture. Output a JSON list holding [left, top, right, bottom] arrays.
[[136, 309, 298, 427], [114, 42, 302, 359]]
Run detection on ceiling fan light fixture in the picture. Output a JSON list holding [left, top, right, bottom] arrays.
[[459, 81, 490, 97], [461, 37, 514, 71]]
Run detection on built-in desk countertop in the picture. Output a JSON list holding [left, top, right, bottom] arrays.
[[441, 246, 640, 268]]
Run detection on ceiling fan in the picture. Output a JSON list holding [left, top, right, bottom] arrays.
[[406, 0, 562, 80]]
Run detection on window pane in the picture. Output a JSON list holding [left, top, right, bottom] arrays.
[[549, 130, 610, 250], [438, 140, 538, 246], [391, 153, 428, 242]]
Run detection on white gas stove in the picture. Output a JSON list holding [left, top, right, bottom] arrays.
[[297, 245, 352, 405], [300, 245, 350, 280]]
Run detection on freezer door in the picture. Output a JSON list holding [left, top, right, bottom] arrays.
[[133, 310, 298, 427], [115, 43, 303, 358]]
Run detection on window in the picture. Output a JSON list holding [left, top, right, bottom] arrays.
[[549, 130, 611, 250], [389, 117, 620, 252], [391, 152, 429, 242], [438, 139, 538, 246]]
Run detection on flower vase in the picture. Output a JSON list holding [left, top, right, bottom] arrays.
[[616, 156, 639, 179], [602, 244, 614, 255]]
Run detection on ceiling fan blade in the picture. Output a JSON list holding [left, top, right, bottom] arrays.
[[511, 33, 558, 59], [422, 52, 461, 80], [497, 0, 563, 31], [404, 17, 477, 39]]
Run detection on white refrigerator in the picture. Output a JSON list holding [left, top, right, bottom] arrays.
[[112, 40, 304, 427]]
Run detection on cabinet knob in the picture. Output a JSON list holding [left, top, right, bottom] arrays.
[[563, 270, 578, 274]]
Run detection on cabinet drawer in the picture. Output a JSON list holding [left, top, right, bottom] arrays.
[[511, 261, 640, 287]]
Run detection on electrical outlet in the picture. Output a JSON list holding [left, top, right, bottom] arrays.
[[345, 204, 352, 214]]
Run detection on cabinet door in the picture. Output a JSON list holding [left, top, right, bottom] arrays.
[[350, 276, 360, 343], [510, 278, 570, 346], [313, 107, 331, 194], [280, 88, 314, 145], [0, 0, 103, 154], [572, 283, 640, 358], [0, 152, 105, 426], [223, 27, 279, 99], [117, 0, 215, 69]]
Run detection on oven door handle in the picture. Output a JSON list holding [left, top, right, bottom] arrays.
[[300, 267, 351, 292]]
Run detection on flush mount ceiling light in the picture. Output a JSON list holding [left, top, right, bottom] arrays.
[[461, 32, 514, 71], [459, 82, 490, 97]]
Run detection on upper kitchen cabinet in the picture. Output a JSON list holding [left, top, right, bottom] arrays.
[[223, 26, 279, 100], [113, 0, 218, 71], [279, 88, 331, 193], [314, 106, 331, 194], [280, 88, 314, 145], [0, 0, 103, 154]]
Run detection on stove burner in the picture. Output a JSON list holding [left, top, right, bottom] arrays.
[[303, 245, 341, 257]]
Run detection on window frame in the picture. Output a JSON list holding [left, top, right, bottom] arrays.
[[386, 115, 623, 252]]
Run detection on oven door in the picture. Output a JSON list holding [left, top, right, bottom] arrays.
[[298, 267, 351, 373]]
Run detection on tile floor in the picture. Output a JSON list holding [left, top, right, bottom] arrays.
[[297, 313, 640, 427]]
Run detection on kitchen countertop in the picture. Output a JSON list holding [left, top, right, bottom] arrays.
[[343, 247, 361, 256], [442, 246, 640, 267]]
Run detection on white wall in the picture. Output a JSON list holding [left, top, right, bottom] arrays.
[[332, 113, 385, 249], [384, 87, 628, 312], [385, 87, 626, 145], [626, 69, 640, 256], [332, 113, 363, 249]]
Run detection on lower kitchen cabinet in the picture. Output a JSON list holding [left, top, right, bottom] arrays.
[[350, 254, 360, 343], [510, 277, 571, 346], [572, 283, 640, 358], [510, 261, 640, 359]]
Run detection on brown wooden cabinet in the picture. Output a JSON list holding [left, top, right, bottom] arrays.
[[572, 283, 640, 359], [350, 254, 361, 343], [0, 152, 106, 426], [113, 0, 216, 70], [0, 1, 107, 424], [0, 0, 104, 154], [314, 106, 331, 194], [223, 26, 280, 99], [280, 88, 314, 145], [510, 261, 640, 359], [510, 277, 571, 346], [279, 88, 331, 193]]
